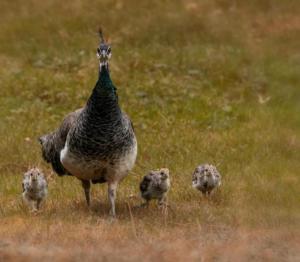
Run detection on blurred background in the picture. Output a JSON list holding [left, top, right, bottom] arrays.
[[0, 0, 299, 261]]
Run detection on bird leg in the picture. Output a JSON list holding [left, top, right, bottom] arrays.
[[206, 190, 213, 199], [133, 198, 148, 209], [158, 194, 168, 208], [108, 182, 118, 218], [36, 199, 42, 210], [81, 180, 91, 206], [29, 201, 38, 213], [140, 200, 150, 208]]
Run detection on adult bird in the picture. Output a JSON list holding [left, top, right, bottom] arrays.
[[39, 29, 137, 217]]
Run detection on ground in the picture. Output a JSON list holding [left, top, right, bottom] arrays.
[[0, 0, 299, 261]]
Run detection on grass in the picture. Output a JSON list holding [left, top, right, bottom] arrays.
[[0, 0, 299, 261]]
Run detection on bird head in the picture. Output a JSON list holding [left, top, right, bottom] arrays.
[[193, 164, 211, 185], [28, 168, 41, 183], [97, 28, 112, 64], [159, 168, 169, 180]]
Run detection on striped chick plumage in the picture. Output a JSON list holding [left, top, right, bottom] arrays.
[[22, 168, 47, 211], [192, 164, 221, 196], [140, 168, 170, 206]]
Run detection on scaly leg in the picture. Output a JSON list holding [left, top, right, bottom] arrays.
[[81, 180, 91, 206], [108, 181, 118, 217]]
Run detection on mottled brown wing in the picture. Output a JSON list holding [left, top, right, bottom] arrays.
[[140, 175, 152, 193]]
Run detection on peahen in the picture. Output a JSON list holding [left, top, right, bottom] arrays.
[[39, 29, 137, 217]]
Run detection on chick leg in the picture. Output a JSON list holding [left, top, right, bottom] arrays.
[[22, 193, 30, 208], [36, 199, 42, 210], [81, 180, 91, 206], [140, 199, 150, 208], [158, 194, 167, 207]]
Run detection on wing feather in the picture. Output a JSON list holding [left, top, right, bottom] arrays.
[[39, 109, 82, 176]]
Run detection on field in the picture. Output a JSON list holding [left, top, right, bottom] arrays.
[[0, 0, 299, 261]]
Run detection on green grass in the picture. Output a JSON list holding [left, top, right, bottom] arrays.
[[0, 0, 299, 260]]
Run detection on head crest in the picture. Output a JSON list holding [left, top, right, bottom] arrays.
[[98, 27, 105, 43]]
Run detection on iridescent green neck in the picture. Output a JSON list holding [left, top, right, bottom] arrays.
[[86, 63, 119, 117], [99, 64, 111, 84], [90, 64, 118, 107]]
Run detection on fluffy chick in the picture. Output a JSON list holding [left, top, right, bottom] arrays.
[[140, 168, 170, 206], [22, 168, 48, 211], [192, 164, 221, 196]]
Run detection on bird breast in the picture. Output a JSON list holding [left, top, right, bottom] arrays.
[[60, 136, 137, 181]]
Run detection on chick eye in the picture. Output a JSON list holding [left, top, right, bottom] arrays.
[[97, 48, 100, 53], [107, 48, 111, 53]]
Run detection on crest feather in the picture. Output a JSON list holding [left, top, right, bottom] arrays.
[[98, 27, 105, 43]]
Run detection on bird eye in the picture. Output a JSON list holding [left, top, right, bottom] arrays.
[[107, 47, 111, 53], [30, 173, 33, 176], [97, 48, 100, 53]]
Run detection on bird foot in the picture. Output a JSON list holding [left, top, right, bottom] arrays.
[[107, 215, 117, 224], [136, 202, 149, 209], [109, 208, 117, 219], [158, 203, 168, 211], [30, 208, 40, 215]]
